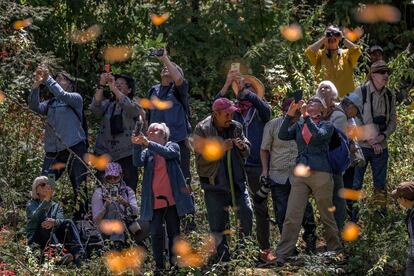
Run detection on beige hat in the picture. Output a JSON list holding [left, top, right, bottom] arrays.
[[231, 75, 265, 98]]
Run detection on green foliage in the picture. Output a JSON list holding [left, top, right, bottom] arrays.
[[1, 0, 414, 275]]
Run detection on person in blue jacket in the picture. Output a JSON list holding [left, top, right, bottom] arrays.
[[131, 122, 194, 274], [216, 68, 273, 263], [28, 65, 88, 219]]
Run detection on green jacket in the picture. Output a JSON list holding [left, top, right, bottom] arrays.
[[26, 199, 64, 243]]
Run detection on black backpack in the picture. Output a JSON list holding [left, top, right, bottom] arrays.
[[46, 98, 89, 149], [75, 219, 104, 258]]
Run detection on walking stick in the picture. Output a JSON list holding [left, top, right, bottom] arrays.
[[226, 150, 238, 236]]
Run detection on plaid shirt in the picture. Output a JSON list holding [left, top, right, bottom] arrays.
[[261, 116, 297, 184]]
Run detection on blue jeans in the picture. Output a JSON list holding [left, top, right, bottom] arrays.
[[30, 219, 84, 257], [150, 206, 180, 270], [271, 179, 317, 241], [353, 147, 388, 191], [203, 189, 253, 261]]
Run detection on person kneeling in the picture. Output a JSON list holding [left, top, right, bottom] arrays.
[[26, 176, 84, 267], [91, 162, 150, 248]]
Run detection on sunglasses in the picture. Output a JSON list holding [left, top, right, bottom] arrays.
[[105, 175, 120, 181], [375, 70, 390, 75]]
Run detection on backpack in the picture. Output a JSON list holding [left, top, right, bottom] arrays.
[[361, 85, 393, 121], [75, 219, 104, 258], [328, 127, 351, 175], [46, 98, 89, 149]]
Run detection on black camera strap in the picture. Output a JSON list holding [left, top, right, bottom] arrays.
[[361, 85, 392, 124]]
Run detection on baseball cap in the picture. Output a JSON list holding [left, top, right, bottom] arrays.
[[212, 98, 238, 113], [104, 162, 123, 178], [391, 182, 414, 201]]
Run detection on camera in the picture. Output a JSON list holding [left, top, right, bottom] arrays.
[[326, 32, 334, 38], [149, 48, 164, 57], [373, 115, 387, 132], [253, 176, 272, 204]]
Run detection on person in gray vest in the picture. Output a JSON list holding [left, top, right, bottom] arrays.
[[352, 60, 397, 219]]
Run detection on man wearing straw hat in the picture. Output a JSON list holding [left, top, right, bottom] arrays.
[[216, 68, 273, 263]]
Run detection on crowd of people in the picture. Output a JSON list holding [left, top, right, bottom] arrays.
[[24, 25, 414, 274]]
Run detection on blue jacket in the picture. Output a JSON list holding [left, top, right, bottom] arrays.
[[215, 92, 271, 167], [133, 141, 194, 221], [147, 80, 190, 142], [278, 115, 334, 173], [28, 76, 85, 152]]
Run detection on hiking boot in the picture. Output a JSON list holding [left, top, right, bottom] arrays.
[[57, 253, 73, 266], [259, 249, 277, 264]]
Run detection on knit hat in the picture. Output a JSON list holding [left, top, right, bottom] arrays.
[[104, 162, 123, 178]]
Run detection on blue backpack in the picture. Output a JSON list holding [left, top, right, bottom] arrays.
[[328, 127, 351, 175]]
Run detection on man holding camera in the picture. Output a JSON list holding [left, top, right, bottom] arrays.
[[28, 65, 88, 219], [216, 68, 273, 263], [91, 162, 150, 247], [352, 60, 397, 219], [146, 48, 192, 186], [194, 97, 252, 262], [305, 25, 362, 97]]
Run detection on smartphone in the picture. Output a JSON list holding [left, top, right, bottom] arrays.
[[133, 120, 143, 136], [231, 62, 240, 72], [293, 89, 303, 103], [47, 172, 56, 187]]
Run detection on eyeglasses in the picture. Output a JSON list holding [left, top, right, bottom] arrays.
[[375, 70, 389, 75]]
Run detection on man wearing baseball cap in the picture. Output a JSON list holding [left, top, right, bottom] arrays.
[[392, 182, 414, 275], [193, 97, 252, 262], [216, 67, 273, 263]]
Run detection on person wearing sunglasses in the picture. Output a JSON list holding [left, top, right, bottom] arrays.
[[305, 25, 362, 97], [131, 122, 194, 274], [351, 60, 397, 221], [26, 176, 84, 267], [91, 162, 150, 248]]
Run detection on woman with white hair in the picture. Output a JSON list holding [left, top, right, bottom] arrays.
[[26, 176, 84, 266], [132, 122, 194, 274], [315, 80, 347, 231]]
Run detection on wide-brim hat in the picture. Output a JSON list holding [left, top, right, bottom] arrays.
[[231, 75, 265, 98]]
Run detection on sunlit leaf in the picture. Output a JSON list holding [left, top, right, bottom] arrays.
[[342, 222, 360, 241], [12, 18, 33, 30], [150, 13, 170, 26], [103, 46, 132, 63], [280, 23, 302, 42]]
